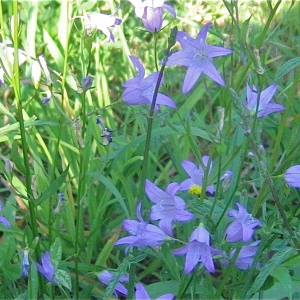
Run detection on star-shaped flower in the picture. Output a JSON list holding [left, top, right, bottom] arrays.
[[128, 0, 176, 32], [225, 203, 261, 243], [284, 165, 300, 188], [172, 226, 222, 274], [145, 180, 193, 237], [122, 56, 176, 110], [179, 156, 214, 195], [115, 203, 166, 250], [244, 83, 285, 118], [166, 22, 232, 93]]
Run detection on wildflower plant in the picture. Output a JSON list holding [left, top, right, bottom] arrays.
[[0, 0, 300, 299]]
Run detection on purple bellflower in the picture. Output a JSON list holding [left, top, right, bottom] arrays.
[[135, 282, 174, 300], [166, 22, 232, 93], [225, 203, 261, 243], [179, 156, 214, 195], [173, 226, 222, 274], [223, 241, 260, 270], [128, 0, 176, 32], [115, 203, 166, 250], [98, 270, 128, 297], [145, 180, 193, 237], [122, 56, 176, 110], [244, 83, 285, 118], [35, 251, 58, 284], [0, 201, 10, 228], [284, 165, 300, 188]]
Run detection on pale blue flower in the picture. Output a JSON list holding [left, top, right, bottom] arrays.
[[172, 226, 222, 274], [98, 270, 128, 297], [225, 203, 261, 243], [129, 0, 176, 32], [179, 156, 214, 195], [284, 165, 300, 188], [35, 251, 58, 284], [244, 83, 284, 118], [122, 56, 176, 110], [145, 180, 193, 237], [135, 282, 174, 300], [115, 203, 166, 249], [166, 22, 232, 93]]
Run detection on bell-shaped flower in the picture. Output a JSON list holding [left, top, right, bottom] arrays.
[[129, 0, 176, 32], [115, 203, 166, 250], [172, 226, 222, 274], [284, 165, 300, 188], [135, 282, 174, 300], [122, 56, 176, 110], [225, 203, 261, 243], [179, 156, 214, 195], [166, 22, 232, 93], [244, 83, 284, 118], [145, 180, 193, 237], [35, 251, 58, 284], [98, 270, 128, 297]]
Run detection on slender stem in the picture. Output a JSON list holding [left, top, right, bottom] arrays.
[[12, 0, 45, 295], [139, 27, 177, 199]]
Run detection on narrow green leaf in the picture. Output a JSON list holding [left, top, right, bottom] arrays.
[[247, 247, 297, 296], [37, 166, 69, 205], [276, 57, 300, 80], [271, 265, 292, 300]]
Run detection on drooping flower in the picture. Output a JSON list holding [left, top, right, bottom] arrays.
[[145, 180, 193, 237], [222, 241, 260, 270], [22, 249, 30, 277], [244, 83, 285, 118], [179, 156, 214, 195], [284, 165, 300, 188], [225, 203, 261, 243], [166, 22, 232, 93], [172, 226, 222, 274], [122, 56, 176, 110], [128, 0, 176, 32], [81, 75, 93, 91], [0, 201, 10, 228], [115, 203, 166, 250], [135, 282, 174, 300], [82, 12, 122, 41], [98, 270, 128, 297], [35, 251, 58, 284]]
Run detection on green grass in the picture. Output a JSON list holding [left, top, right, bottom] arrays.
[[0, 0, 300, 299]]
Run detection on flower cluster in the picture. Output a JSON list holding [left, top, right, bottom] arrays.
[[223, 203, 261, 270], [112, 155, 261, 278]]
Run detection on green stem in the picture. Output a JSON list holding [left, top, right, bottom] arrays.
[[139, 27, 177, 199], [233, 0, 282, 90], [12, 0, 45, 295]]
